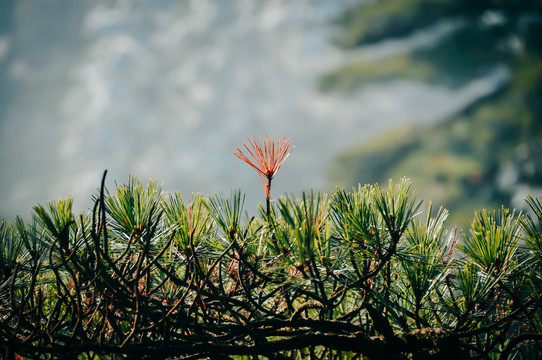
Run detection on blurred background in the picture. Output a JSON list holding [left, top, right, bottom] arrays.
[[1, 0, 541, 228]]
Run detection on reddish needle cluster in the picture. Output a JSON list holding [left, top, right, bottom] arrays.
[[234, 135, 293, 200]]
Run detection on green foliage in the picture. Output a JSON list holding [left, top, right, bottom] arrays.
[[275, 191, 330, 263], [520, 196, 542, 266], [519, 196, 542, 335], [401, 204, 449, 306], [330, 179, 421, 257], [105, 175, 163, 239], [204, 189, 245, 242], [459, 207, 522, 274], [455, 262, 500, 313], [33, 197, 75, 238], [162, 192, 213, 250], [1, 174, 541, 359], [15, 215, 50, 266], [0, 220, 21, 289]]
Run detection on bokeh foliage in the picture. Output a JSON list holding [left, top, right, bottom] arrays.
[[325, 0, 542, 227]]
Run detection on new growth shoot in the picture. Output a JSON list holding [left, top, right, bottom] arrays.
[[234, 135, 293, 216]]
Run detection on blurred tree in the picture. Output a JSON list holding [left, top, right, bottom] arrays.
[[324, 0, 542, 227]]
